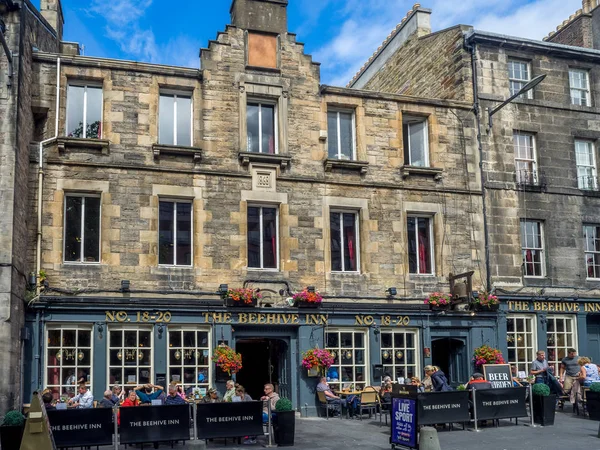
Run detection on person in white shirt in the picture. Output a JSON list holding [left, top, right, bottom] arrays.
[[68, 383, 94, 409]]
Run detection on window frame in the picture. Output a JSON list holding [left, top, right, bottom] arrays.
[[167, 327, 212, 392], [520, 219, 546, 278], [247, 204, 280, 271], [508, 59, 533, 99], [246, 99, 279, 154], [63, 193, 102, 265], [107, 326, 154, 392], [513, 132, 538, 185], [575, 139, 597, 190], [569, 69, 591, 107], [327, 108, 357, 161], [506, 314, 537, 376], [158, 198, 194, 267], [329, 209, 360, 273], [583, 224, 600, 280], [546, 316, 578, 375], [403, 116, 430, 167], [158, 90, 194, 147], [380, 329, 420, 383], [325, 328, 369, 392], [66, 82, 104, 139], [407, 215, 435, 276]]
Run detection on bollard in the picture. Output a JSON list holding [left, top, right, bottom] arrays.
[[419, 426, 441, 450]]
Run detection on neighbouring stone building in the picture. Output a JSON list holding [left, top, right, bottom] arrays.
[[350, 3, 600, 376], [0, 0, 493, 413]]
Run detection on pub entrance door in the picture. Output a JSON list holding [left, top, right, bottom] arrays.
[[431, 337, 468, 386], [235, 338, 290, 401]]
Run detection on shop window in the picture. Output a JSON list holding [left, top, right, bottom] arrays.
[[159, 92, 192, 147], [330, 211, 359, 272], [546, 316, 577, 375], [508, 59, 532, 98], [64, 195, 101, 263], [159, 200, 192, 266], [380, 330, 419, 382], [514, 132, 538, 185], [506, 315, 536, 375], [521, 220, 545, 277], [247, 101, 277, 154], [402, 116, 429, 167], [584, 224, 600, 279], [45, 326, 92, 399], [325, 329, 368, 392], [327, 109, 355, 160], [66, 83, 103, 138], [247, 205, 278, 270], [168, 329, 211, 395], [569, 69, 591, 106], [108, 328, 153, 391], [575, 140, 597, 190], [407, 216, 434, 275]]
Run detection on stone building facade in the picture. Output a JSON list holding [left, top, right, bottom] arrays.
[[350, 4, 600, 375], [0, 0, 493, 413]]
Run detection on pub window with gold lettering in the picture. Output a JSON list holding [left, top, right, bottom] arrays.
[[108, 328, 153, 389], [381, 330, 419, 381], [168, 328, 211, 394], [507, 315, 536, 374], [546, 316, 577, 374], [325, 330, 368, 392]]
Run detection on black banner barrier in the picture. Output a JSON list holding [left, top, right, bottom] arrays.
[[119, 405, 190, 444], [196, 401, 263, 439], [473, 387, 528, 420], [47, 408, 113, 448], [416, 391, 470, 425]]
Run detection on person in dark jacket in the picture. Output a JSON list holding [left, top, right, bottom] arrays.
[[467, 373, 492, 390], [424, 365, 452, 391], [165, 385, 187, 405]]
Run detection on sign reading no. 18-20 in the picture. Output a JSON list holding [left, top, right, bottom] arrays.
[[106, 311, 172, 323]]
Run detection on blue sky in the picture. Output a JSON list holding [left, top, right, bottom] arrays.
[[59, 0, 581, 86]]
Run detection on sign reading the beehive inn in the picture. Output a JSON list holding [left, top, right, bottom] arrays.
[[507, 300, 600, 313]]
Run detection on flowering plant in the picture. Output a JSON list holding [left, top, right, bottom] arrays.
[[223, 288, 261, 305], [293, 288, 323, 304], [424, 292, 451, 306], [301, 348, 335, 371], [212, 344, 243, 375], [474, 292, 498, 305], [473, 345, 506, 367]]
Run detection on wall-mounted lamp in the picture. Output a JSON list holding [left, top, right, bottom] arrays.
[[386, 287, 397, 298], [218, 284, 228, 296], [120, 280, 130, 293], [307, 286, 315, 294]]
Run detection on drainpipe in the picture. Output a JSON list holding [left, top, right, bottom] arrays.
[[468, 42, 492, 292], [33, 311, 41, 391], [36, 57, 60, 293]]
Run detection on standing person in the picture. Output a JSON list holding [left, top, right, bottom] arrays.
[[223, 380, 236, 402], [135, 383, 164, 404], [68, 383, 94, 409], [165, 385, 187, 405], [530, 351, 549, 384], [424, 366, 451, 391], [560, 348, 580, 397], [316, 377, 342, 416], [260, 384, 280, 422]]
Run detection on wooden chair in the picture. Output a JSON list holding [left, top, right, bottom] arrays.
[[357, 389, 378, 420], [317, 391, 330, 419], [93, 400, 98, 408]]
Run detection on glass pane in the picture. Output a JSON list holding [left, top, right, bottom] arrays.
[[198, 349, 209, 366], [341, 366, 352, 382], [48, 330, 61, 347], [247, 104, 260, 153], [109, 350, 122, 366], [355, 350, 364, 364], [65, 197, 82, 262], [139, 331, 151, 348], [63, 330, 76, 347], [83, 197, 100, 262], [247, 207, 261, 268], [339, 112, 353, 160], [109, 368, 122, 385], [261, 105, 275, 154], [381, 333, 392, 348], [110, 330, 122, 348], [169, 367, 182, 384], [354, 332, 364, 348], [355, 366, 365, 383], [67, 85, 85, 137], [139, 350, 151, 366], [330, 212, 342, 271], [408, 121, 427, 167], [326, 333, 338, 348], [327, 111, 339, 158], [343, 213, 357, 271], [170, 331, 181, 348], [176, 96, 192, 146], [124, 331, 136, 347], [197, 331, 209, 346], [79, 350, 91, 366], [183, 331, 195, 347], [262, 207, 277, 268], [341, 333, 352, 348], [417, 218, 432, 274], [78, 330, 91, 347], [159, 201, 174, 265], [394, 333, 405, 348], [176, 203, 192, 266], [407, 217, 417, 273], [86, 87, 103, 139], [159, 94, 175, 145], [47, 349, 59, 366], [47, 368, 60, 386]]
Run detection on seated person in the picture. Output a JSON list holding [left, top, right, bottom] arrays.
[[380, 383, 392, 410], [260, 383, 280, 422], [202, 388, 221, 403], [42, 392, 55, 411], [316, 377, 342, 416], [411, 377, 425, 393], [169, 382, 186, 400], [68, 383, 94, 409], [165, 384, 187, 405], [135, 383, 164, 404], [99, 390, 116, 408], [467, 373, 492, 390], [233, 385, 253, 402], [223, 380, 236, 403], [122, 390, 140, 407], [111, 385, 123, 404]]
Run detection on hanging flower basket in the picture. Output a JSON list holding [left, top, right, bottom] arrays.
[[473, 345, 506, 368], [212, 344, 243, 375], [301, 348, 334, 377], [222, 288, 261, 307], [472, 292, 500, 311], [292, 288, 323, 308], [425, 292, 451, 311]]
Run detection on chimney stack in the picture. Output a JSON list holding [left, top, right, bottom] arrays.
[[230, 0, 288, 34], [583, 0, 599, 13], [40, 0, 64, 41]]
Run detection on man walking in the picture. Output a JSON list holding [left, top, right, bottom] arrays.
[[560, 348, 579, 396]]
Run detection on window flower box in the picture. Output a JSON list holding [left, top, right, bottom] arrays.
[[222, 288, 261, 307], [292, 288, 322, 308]]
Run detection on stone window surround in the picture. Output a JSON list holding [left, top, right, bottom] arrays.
[[322, 196, 369, 275], [507, 57, 533, 99], [402, 202, 442, 277], [402, 114, 430, 167], [327, 107, 357, 160], [568, 67, 592, 107], [323, 99, 367, 162], [158, 89, 194, 147], [246, 204, 280, 271], [65, 81, 104, 139], [520, 219, 546, 279], [399, 110, 443, 180]]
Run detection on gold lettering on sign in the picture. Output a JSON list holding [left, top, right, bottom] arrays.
[[306, 314, 328, 325], [239, 313, 248, 324]]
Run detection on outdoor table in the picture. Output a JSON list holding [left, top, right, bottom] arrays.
[[335, 391, 364, 418]]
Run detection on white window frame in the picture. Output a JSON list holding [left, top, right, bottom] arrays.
[[327, 108, 357, 160], [513, 132, 538, 185], [158, 90, 194, 146], [330, 209, 360, 273], [325, 328, 369, 392], [167, 327, 212, 391], [403, 117, 430, 167], [247, 99, 279, 154], [575, 140, 597, 190], [508, 59, 533, 99], [380, 329, 420, 382], [546, 316, 578, 375], [63, 194, 102, 265], [158, 199, 194, 267], [45, 325, 94, 398], [506, 314, 537, 376], [407, 215, 435, 275], [569, 69, 591, 107], [66, 83, 104, 139], [583, 224, 600, 280], [521, 220, 545, 278], [247, 204, 280, 271], [107, 326, 154, 391]]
